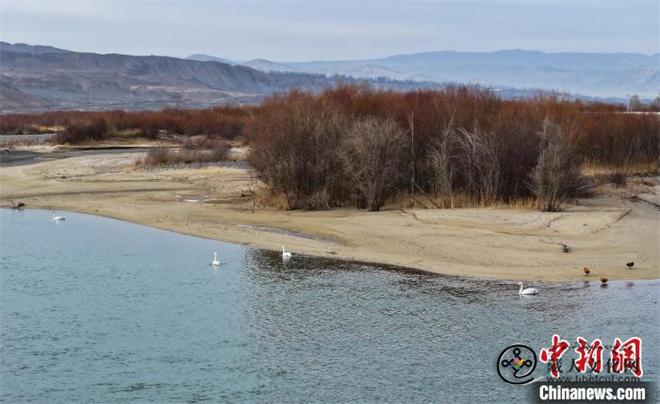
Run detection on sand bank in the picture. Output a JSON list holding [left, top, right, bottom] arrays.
[[1, 148, 657, 282]]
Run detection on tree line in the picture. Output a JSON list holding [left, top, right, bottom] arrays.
[[0, 107, 250, 142]]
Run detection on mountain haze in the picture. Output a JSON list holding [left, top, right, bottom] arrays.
[[190, 50, 659, 98]]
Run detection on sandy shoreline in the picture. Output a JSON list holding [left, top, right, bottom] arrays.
[[1, 147, 658, 282]]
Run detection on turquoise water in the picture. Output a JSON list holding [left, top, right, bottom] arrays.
[[0, 209, 657, 403]]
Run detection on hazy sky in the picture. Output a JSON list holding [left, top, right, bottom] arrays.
[[1, 0, 657, 60]]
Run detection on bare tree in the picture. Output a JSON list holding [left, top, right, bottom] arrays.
[[427, 119, 455, 205], [627, 95, 642, 112], [530, 119, 590, 212], [341, 117, 407, 211], [652, 95, 660, 111], [453, 127, 500, 204], [408, 111, 415, 203]]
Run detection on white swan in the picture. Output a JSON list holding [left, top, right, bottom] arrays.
[[51, 211, 66, 221], [281, 246, 292, 260], [518, 282, 539, 295], [211, 252, 220, 267]]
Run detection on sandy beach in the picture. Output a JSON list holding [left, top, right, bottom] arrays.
[[1, 147, 658, 282]]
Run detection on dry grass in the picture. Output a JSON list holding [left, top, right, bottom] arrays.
[[394, 192, 537, 210], [582, 162, 659, 177], [254, 189, 291, 210], [113, 128, 143, 138], [582, 162, 659, 193], [137, 140, 229, 167]]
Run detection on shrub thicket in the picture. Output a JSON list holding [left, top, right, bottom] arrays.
[[55, 118, 109, 143], [530, 120, 593, 211], [249, 92, 349, 209], [249, 86, 657, 211], [340, 117, 408, 211], [2, 106, 250, 143]]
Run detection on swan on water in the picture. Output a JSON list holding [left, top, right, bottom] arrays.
[[212, 252, 220, 267], [281, 246, 292, 260], [518, 282, 539, 295], [51, 211, 66, 221]]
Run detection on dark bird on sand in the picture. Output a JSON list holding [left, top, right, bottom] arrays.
[[10, 201, 25, 210], [600, 276, 608, 284], [626, 262, 634, 269], [560, 243, 570, 253], [582, 267, 590, 276]]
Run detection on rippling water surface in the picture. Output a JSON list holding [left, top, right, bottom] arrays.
[[1, 209, 657, 403]]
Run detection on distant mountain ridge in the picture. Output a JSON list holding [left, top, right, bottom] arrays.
[[189, 49, 659, 97], [186, 53, 235, 64], [0, 41, 71, 55], [0, 42, 439, 112]]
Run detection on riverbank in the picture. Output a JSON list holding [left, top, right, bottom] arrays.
[[1, 146, 658, 281]]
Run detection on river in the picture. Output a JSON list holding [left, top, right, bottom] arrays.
[[0, 209, 657, 402]]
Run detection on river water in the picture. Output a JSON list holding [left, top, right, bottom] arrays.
[[0, 209, 657, 402]]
